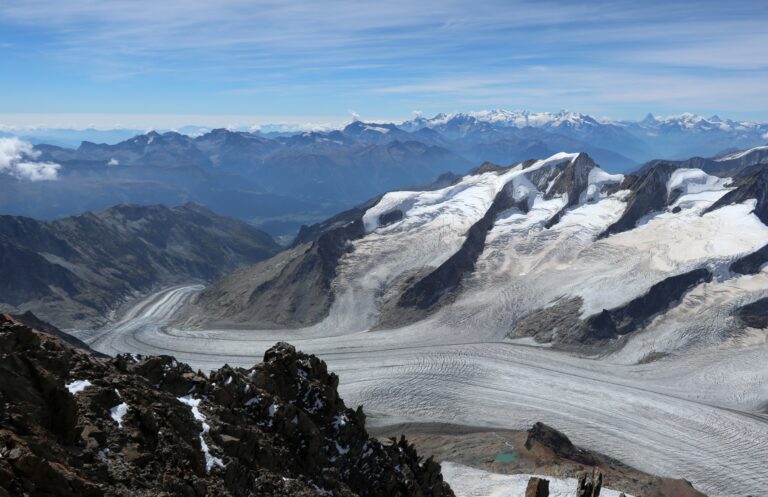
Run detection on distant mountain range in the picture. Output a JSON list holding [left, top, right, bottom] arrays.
[[1, 126, 471, 239], [1, 110, 766, 239], [401, 110, 768, 165]]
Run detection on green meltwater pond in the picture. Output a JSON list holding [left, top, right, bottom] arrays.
[[493, 452, 518, 463]]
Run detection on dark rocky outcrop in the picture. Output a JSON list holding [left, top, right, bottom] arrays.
[[10, 310, 104, 355], [379, 210, 404, 227], [509, 297, 583, 344], [734, 297, 768, 329], [0, 203, 280, 328], [730, 244, 768, 275], [0, 314, 454, 497], [292, 199, 380, 247], [704, 166, 768, 224], [576, 469, 603, 497], [581, 268, 712, 342], [539, 153, 598, 228], [510, 269, 712, 348], [599, 163, 677, 238], [525, 477, 550, 497], [525, 422, 597, 466]]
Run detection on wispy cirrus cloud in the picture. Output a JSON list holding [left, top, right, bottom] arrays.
[[0, 0, 766, 121]]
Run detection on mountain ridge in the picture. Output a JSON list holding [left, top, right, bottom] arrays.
[[179, 144, 768, 363], [0, 203, 280, 328]]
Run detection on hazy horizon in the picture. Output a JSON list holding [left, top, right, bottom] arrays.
[[1, 108, 767, 133]]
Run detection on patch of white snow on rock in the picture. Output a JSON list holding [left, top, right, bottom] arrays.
[[65, 379, 92, 395], [110, 403, 129, 428], [178, 395, 225, 472]]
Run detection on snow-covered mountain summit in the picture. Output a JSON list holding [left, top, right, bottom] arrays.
[[183, 145, 766, 362], [631, 112, 768, 133], [402, 109, 604, 131]]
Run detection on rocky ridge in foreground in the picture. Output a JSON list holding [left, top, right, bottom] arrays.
[[0, 314, 453, 497]]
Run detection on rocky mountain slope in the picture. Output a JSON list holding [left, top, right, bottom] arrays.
[[0, 313, 454, 497], [0, 203, 280, 328], [183, 145, 768, 359]]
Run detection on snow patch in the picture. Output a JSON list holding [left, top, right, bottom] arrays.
[[335, 441, 349, 455], [441, 462, 634, 497], [178, 395, 224, 472], [667, 168, 719, 194], [110, 403, 129, 428], [585, 168, 624, 202], [664, 169, 731, 213], [332, 414, 348, 429], [65, 379, 92, 395]]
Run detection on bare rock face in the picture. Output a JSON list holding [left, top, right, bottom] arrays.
[[0, 314, 454, 497], [576, 469, 603, 497], [525, 422, 597, 466], [734, 296, 768, 329], [730, 243, 768, 275], [598, 162, 677, 239], [510, 267, 713, 350], [525, 477, 550, 497]]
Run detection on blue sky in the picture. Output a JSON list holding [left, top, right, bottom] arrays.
[[1, 0, 767, 129]]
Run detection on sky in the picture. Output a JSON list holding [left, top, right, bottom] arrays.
[[1, 0, 767, 129]]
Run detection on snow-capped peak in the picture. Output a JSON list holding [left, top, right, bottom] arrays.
[[638, 113, 764, 132], [403, 109, 605, 130]]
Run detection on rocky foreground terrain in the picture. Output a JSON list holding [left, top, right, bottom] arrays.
[[0, 314, 453, 497]]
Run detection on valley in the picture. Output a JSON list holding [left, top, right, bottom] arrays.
[[4, 3, 768, 496], [4, 143, 768, 496], [70, 283, 768, 497], [50, 146, 768, 497]]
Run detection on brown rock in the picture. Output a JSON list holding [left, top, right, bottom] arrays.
[[0, 315, 456, 497], [577, 468, 603, 497], [526, 476, 550, 497]]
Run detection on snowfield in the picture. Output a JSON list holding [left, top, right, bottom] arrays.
[[441, 462, 634, 497], [71, 155, 768, 497]]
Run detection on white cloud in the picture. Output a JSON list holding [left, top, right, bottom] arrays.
[[0, 137, 61, 181], [107, 158, 119, 166], [14, 161, 61, 181]]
